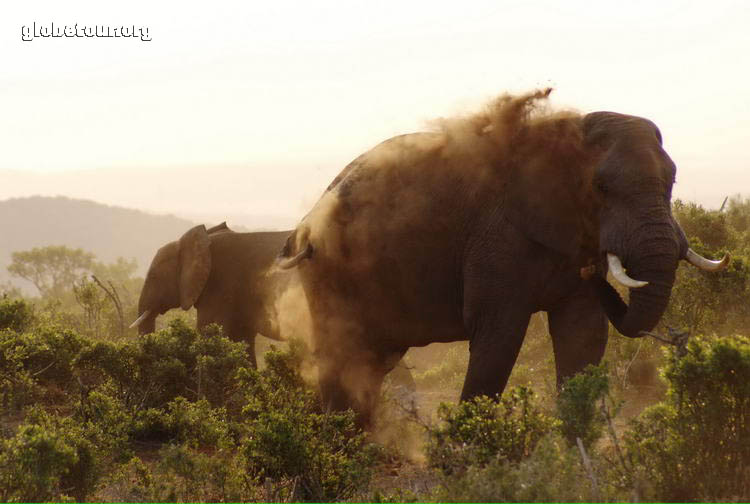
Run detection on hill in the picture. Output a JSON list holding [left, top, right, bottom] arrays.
[[0, 196, 200, 291]]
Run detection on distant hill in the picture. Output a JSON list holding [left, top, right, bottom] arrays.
[[0, 196, 205, 290]]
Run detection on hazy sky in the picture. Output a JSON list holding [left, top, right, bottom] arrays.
[[2, 0, 749, 225]]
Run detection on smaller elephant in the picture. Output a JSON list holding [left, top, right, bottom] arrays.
[[130, 223, 294, 367]]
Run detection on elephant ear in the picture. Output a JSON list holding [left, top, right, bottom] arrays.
[[504, 154, 589, 258], [178, 225, 211, 310]]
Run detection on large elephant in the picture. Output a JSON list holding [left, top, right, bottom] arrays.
[[130, 223, 293, 367], [277, 90, 727, 424]]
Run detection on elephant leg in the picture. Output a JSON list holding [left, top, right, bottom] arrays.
[[460, 248, 536, 399], [318, 358, 352, 411], [547, 281, 608, 389], [308, 298, 378, 423], [227, 322, 258, 369], [246, 334, 258, 369], [319, 349, 387, 429], [460, 310, 532, 401]]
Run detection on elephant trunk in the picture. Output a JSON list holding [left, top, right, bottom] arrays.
[[137, 311, 157, 335], [134, 293, 158, 335], [596, 232, 679, 338]]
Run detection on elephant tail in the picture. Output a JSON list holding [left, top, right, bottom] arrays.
[[276, 230, 313, 269]]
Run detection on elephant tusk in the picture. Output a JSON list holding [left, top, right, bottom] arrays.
[[128, 310, 152, 329], [607, 253, 649, 289], [685, 248, 729, 272]]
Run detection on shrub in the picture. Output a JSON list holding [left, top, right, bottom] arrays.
[[130, 320, 249, 409], [73, 339, 136, 393], [0, 407, 114, 502], [0, 421, 77, 502], [101, 449, 249, 503], [0, 360, 39, 411], [0, 329, 40, 411], [0, 296, 34, 333], [432, 434, 607, 502], [556, 363, 610, 449], [239, 340, 378, 501], [624, 335, 750, 501], [6, 325, 88, 389], [73, 319, 250, 412], [97, 457, 154, 502], [0, 324, 89, 408], [663, 250, 750, 336], [426, 387, 558, 475], [151, 444, 246, 502], [187, 323, 250, 408], [131, 397, 233, 448]]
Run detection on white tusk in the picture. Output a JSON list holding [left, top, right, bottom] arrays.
[[685, 248, 730, 272], [607, 253, 649, 289], [128, 310, 152, 329]]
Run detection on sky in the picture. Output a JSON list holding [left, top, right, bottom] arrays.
[[2, 0, 749, 227]]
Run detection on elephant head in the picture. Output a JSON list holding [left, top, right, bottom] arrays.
[[131, 222, 228, 334], [582, 112, 727, 337]]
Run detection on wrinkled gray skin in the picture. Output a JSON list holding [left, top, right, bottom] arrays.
[[279, 111, 718, 426], [134, 224, 290, 368]]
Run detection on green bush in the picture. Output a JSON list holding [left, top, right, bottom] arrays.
[[130, 320, 249, 409], [0, 407, 115, 502], [663, 249, 749, 336], [131, 397, 233, 448], [556, 363, 610, 449], [426, 387, 558, 475], [102, 449, 249, 503], [432, 434, 609, 502], [73, 319, 250, 412], [151, 444, 246, 502], [239, 340, 378, 501], [0, 296, 34, 333], [0, 324, 89, 409], [667, 200, 750, 336], [72, 386, 132, 458], [624, 335, 750, 501], [673, 199, 733, 251], [0, 421, 77, 502], [2, 325, 89, 389], [0, 360, 39, 411], [0, 328, 39, 410]]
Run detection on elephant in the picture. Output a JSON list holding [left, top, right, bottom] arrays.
[[130, 222, 418, 389], [130, 223, 293, 368], [277, 89, 728, 425]]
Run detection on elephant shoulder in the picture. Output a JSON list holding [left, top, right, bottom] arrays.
[[331, 132, 444, 200]]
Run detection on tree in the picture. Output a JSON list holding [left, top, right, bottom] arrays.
[[91, 257, 139, 308], [8, 246, 95, 298]]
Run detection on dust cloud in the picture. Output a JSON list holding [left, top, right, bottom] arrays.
[[286, 88, 593, 264]]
